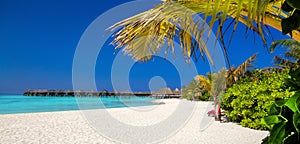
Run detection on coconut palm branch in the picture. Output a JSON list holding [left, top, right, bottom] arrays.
[[270, 39, 300, 59], [194, 74, 212, 92], [226, 53, 257, 86], [194, 71, 225, 102], [109, 0, 300, 65], [270, 39, 300, 68], [194, 53, 256, 102], [194, 54, 256, 120], [181, 80, 204, 100], [194, 71, 225, 120], [273, 55, 298, 68], [194, 53, 256, 95]]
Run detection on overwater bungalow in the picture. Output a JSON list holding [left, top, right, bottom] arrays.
[[87, 90, 98, 96], [38, 90, 48, 96], [173, 88, 181, 95], [65, 90, 75, 96], [75, 90, 86, 96], [99, 89, 108, 96], [155, 88, 173, 95], [48, 90, 56, 96], [23, 88, 181, 98], [56, 90, 65, 96]]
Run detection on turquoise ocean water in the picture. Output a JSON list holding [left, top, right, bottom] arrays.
[[0, 95, 155, 114]]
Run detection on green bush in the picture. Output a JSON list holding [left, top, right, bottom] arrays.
[[198, 91, 210, 101], [222, 69, 294, 130], [261, 68, 300, 144], [181, 80, 210, 101]]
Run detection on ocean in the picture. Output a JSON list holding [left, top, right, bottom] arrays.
[[0, 95, 155, 114]]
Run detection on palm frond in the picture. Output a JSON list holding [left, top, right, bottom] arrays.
[[109, 0, 300, 65], [270, 39, 300, 52], [210, 69, 227, 97], [110, 2, 215, 63], [227, 53, 257, 86], [194, 75, 211, 92], [234, 53, 257, 74], [273, 55, 297, 68], [270, 39, 300, 68], [270, 39, 300, 60]]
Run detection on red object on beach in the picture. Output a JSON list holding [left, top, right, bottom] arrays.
[[207, 110, 215, 115], [217, 103, 221, 115], [216, 103, 221, 121], [207, 103, 221, 120], [207, 109, 215, 117]]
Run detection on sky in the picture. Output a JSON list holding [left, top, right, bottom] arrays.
[[0, 0, 290, 94]]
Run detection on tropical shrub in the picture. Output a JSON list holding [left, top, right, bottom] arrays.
[[181, 80, 210, 101], [198, 91, 210, 101], [222, 69, 293, 130], [261, 68, 300, 144]]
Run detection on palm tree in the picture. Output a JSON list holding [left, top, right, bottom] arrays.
[[226, 53, 257, 87], [194, 53, 256, 120], [108, 0, 297, 122], [194, 71, 226, 120], [181, 80, 204, 100], [109, 0, 300, 66], [270, 39, 300, 68]]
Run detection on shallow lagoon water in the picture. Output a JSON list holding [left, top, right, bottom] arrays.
[[0, 95, 155, 114]]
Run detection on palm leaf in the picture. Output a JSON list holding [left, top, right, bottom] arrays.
[[270, 39, 300, 68], [273, 56, 297, 68], [110, 2, 215, 62], [109, 0, 300, 64], [194, 75, 211, 92], [270, 39, 300, 50], [227, 53, 257, 86], [270, 39, 300, 60]]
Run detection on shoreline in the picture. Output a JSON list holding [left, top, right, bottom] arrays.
[[0, 98, 176, 115], [0, 99, 268, 144]]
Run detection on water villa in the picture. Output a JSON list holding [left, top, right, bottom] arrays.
[[23, 88, 181, 98]]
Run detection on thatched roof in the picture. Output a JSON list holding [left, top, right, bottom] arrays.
[[100, 89, 108, 93], [155, 88, 173, 94], [66, 90, 74, 93], [173, 88, 180, 94], [122, 90, 132, 93], [111, 90, 119, 93], [57, 90, 65, 92]]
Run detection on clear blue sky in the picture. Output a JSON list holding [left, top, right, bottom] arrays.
[[0, 0, 289, 94]]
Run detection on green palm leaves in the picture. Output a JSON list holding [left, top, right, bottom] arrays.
[[109, 2, 214, 63], [270, 39, 300, 68], [271, 39, 300, 53], [193, 53, 256, 105], [226, 53, 257, 86], [109, 0, 296, 65], [286, 0, 300, 10], [194, 53, 256, 90], [181, 80, 207, 100], [194, 74, 212, 93]]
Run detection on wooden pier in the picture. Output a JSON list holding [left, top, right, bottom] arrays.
[[23, 89, 181, 99]]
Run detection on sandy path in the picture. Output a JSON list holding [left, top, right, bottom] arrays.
[[0, 99, 268, 144]]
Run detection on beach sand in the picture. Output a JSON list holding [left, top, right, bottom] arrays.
[[0, 99, 268, 144]]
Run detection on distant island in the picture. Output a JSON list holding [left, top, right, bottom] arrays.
[[23, 88, 181, 98]]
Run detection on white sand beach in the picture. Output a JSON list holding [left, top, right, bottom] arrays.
[[0, 99, 268, 144]]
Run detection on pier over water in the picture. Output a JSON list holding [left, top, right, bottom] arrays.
[[23, 89, 181, 99]]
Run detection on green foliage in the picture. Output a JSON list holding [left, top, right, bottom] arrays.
[[281, 10, 300, 35], [181, 80, 210, 101], [198, 91, 210, 101], [282, 1, 294, 12], [286, 0, 300, 10], [222, 69, 293, 130], [281, 0, 300, 35], [262, 68, 300, 144]]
